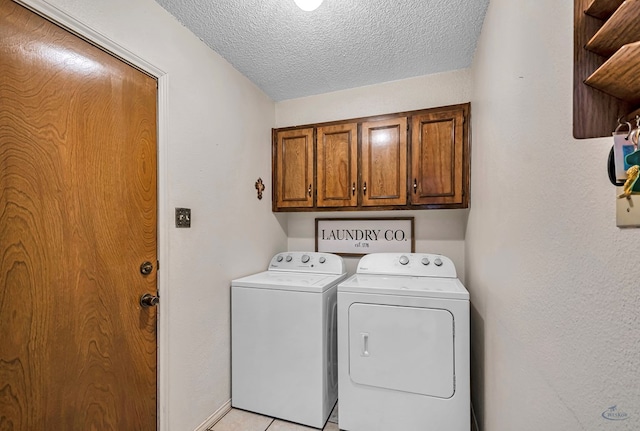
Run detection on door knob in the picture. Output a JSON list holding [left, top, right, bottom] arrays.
[[140, 293, 159, 308]]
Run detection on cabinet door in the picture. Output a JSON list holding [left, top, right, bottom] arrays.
[[317, 123, 358, 207], [411, 107, 467, 206], [274, 128, 314, 209], [361, 117, 408, 206]]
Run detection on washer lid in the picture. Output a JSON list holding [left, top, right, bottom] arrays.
[[232, 271, 347, 293], [338, 274, 469, 300]]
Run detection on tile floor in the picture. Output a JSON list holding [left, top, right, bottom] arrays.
[[209, 404, 339, 431], [210, 403, 479, 431]]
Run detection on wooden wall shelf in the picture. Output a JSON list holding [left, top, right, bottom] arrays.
[[586, 0, 640, 56], [586, 41, 640, 103], [574, 0, 639, 139], [585, 0, 624, 19]]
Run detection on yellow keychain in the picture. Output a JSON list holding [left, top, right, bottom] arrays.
[[618, 165, 640, 198]]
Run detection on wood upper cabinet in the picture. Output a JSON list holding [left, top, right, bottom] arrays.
[[272, 103, 470, 211], [410, 106, 467, 206], [274, 128, 314, 208], [361, 117, 408, 207], [317, 123, 358, 207]]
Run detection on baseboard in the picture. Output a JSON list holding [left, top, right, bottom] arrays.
[[193, 400, 232, 431]]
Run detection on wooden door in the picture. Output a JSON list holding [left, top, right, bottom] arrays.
[[317, 123, 358, 207], [274, 128, 314, 209], [361, 117, 408, 206], [410, 106, 467, 206], [0, 1, 158, 430]]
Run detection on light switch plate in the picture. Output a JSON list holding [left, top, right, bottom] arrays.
[[616, 188, 640, 228], [175, 208, 191, 228]]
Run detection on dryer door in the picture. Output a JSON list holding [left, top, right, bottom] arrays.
[[348, 303, 455, 398]]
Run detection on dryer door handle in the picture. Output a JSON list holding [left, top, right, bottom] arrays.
[[360, 333, 370, 357]]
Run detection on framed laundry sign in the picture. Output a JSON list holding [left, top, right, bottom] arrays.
[[315, 217, 414, 257]]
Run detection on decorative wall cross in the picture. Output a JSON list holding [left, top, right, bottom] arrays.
[[255, 178, 265, 200]]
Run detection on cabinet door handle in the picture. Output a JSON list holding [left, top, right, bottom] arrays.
[[363, 181, 367, 196], [308, 184, 312, 197], [413, 178, 417, 194], [352, 183, 356, 196]]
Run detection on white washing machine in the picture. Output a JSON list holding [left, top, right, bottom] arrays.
[[231, 252, 346, 429], [338, 253, 470, 431]]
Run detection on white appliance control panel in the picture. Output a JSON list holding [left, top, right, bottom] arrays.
[[269, 252, 345, 274], [356, 253, 457, 278]]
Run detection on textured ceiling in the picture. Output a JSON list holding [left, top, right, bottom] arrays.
[[153, 0, 489, 101]]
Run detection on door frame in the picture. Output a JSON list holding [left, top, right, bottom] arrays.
[[11, 1, 170, 430]]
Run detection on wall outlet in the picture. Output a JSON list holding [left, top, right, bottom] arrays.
[[175, 208, 191, 228], [616, 188, 640, 228]]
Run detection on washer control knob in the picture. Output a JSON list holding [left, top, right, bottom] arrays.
[[301, 254, 310, 263], [319, 257, 326, 264], [399, 255, 409, 265], [276, 255, 284, 262], [285, 255, 293, 262], [421, 257, 430, 266], [434, 258, 443, 267]]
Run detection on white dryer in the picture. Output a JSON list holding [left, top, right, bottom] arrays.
[[232, 252, 346, 429], [338, 253, 470, 431]]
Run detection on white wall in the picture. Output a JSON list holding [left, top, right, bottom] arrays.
[[276, 71, 473, 279], [467, 1, 640, 430], [39, 0, 287, 430], [31, 1, 640, 430], [287, 210, 467, 279]]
